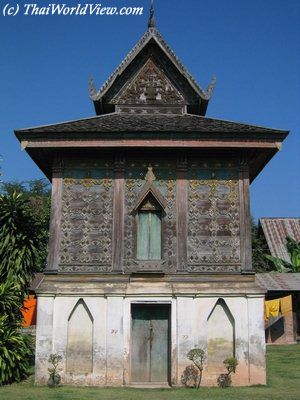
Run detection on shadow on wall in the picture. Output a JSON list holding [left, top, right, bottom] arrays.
[[266, 316, 285, 342]]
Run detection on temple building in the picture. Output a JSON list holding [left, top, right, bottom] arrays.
[[15, 4, 288, 387]]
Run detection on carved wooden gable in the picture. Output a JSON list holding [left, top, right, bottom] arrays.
[[90, 27, 216, 116], [112, 58, 186, 114]]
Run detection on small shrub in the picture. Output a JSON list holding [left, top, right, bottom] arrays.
[[217, 373, 231, 388], [217, 356, 238, 388], [181, 364, 199, 388], [47, 354, 62, 387], [187, 348, 206, 389]]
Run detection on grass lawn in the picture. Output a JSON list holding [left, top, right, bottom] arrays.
[[1, 344, 299, 400]]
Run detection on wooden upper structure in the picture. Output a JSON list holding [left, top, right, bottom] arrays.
[[15, 5, 289, 276], [89, 2, 216, 117]]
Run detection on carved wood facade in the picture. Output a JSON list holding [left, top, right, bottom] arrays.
[[51, 155, 251, 274]]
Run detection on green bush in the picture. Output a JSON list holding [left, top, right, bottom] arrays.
[[0, 315, 33, 385], [181, 364, 199, 388], [0, 192, 38, 385], [217, 357, 239, 388]]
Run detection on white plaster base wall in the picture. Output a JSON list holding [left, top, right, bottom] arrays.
[[35, 286, 266, 386]]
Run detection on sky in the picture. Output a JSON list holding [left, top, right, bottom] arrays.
[[0, 0, 299, 220]]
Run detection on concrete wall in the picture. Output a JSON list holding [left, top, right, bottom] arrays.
[[35, 284, 266, 386]]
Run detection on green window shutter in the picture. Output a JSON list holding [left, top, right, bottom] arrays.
[[137, 212, 150, 260], [137, 211, 161, 260], [149, 212, 161, 260]]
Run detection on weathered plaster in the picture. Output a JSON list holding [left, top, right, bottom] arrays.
[[35, 280, 266, 387], [66, 301, 93, 374], [35, 296, 54, 384]]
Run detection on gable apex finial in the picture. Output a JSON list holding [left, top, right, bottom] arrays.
[[145, 164, 156, 182], [148, 0, 156, 29]]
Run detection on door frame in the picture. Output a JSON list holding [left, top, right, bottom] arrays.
[[130, 302, 171, 386]]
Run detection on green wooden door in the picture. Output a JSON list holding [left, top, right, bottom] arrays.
[[131, 305, 170, 383]]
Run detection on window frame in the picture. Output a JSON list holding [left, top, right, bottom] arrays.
[[134, 192, 165, 261]]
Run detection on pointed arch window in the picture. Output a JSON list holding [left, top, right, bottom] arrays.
[[132, 181, 166, 261]]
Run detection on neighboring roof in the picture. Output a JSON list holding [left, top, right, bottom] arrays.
[[90, 27, 216, 103], [256, 273, 300, 292], [15, 113, 288, 135], [260, 218, 300, 262]]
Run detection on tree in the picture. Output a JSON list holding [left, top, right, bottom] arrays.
[[187, 348, 206, 389], [0, 179, 51, 272], [265, 236, 300, 273], [251, 218, 272, 272], [0, 192, 41, 385], [0, 192, 41, 286]]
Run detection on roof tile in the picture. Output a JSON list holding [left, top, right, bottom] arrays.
[[16, 113, 288, 135]]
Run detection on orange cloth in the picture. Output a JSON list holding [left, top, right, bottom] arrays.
[[21, 298, 37, 327], [280, 295, 292, 316], [265, 299, 280, 319]]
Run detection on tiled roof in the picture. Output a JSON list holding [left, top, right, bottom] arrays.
[[256, 273, 300, 291], [260, 218, 300, 262], [16, 113, 288, 135]]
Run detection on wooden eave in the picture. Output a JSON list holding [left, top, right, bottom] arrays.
[[15, 113, 288, 182], [15, 131, 287, 183]]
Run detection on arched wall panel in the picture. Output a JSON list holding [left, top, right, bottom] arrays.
[[207, 299, 235, 369], [66, 300, 93, 374]]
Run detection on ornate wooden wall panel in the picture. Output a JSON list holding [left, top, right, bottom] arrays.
[[124, 160, 177, 273], [59, 163, 114, 272], [187, 162, 241, 272]]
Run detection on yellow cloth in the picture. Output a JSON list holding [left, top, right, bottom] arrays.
[[265, 299, 280, 319], [280, 295, 292, 316]]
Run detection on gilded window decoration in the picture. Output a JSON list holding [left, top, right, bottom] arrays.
[[124, 161, 176, 272]]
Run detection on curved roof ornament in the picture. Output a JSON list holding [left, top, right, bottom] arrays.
[[89, 76, 97, 100], [204, 75, 217, 100], [148, 0, 156, 29]]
